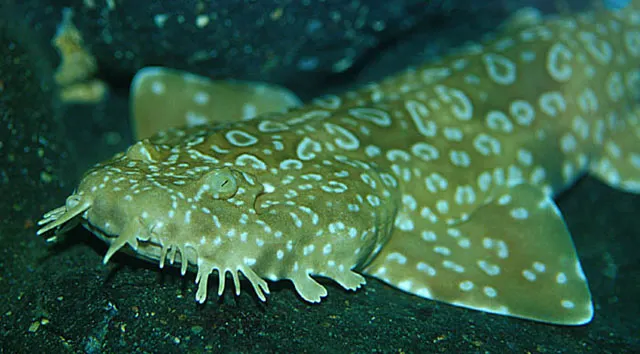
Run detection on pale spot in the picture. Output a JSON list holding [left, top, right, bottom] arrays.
[[421, 67, 452, 83], [561, 300, 576, 309], [624, 31, 640, 57], [508, 165, 524, 184], [348, 107, 392, 127], [457, 238, 471, 248], [510, 207, 529, 219], [236, 154, 267, 170], [522, 269, 537, 281], [360, 173, 377, 189], [365, 145, 382, 157], [493, 167, 506, 185], [366, 194, 381, 206], [425, 173, 448, 193], [405, 100, 437, 137], [454, 185, 476, 205], [483, 286, 498, 298], [533, 262, 546, 272], [421, 231, 437, 242], [630, 153, 640, 168], [477, 260, 501, 276], [473, 133, 501, 156], [396, 214, 415, 231], [442, 260, 465, 273], [416, 262, 437, 276], [450, 150, 471, 167], [386, 252, 407, 264], [546, 43, 573, 82], [562, 161, 576, 182], [151, 81, 165, 94], [313, 94, 342, 109], [482, 53, 517, 85], [387, 149, 411, 162], [593, 119, 606, 145], [517, 149, 533, 166], [434, 85, 474, 120], [605, 141, 622, 159], [459, 280, 474, 291], [303, 244, 315, 256], [420, 207, 439, 223], [296, 137, 322, 160], [494, 37, 515, 51], [185, 111, 208, 126], [398, 280, 413, 291], [280, 159, 303, 170], [477, 172, 492, 191], [412, 142, 440, 162], [443, 127, 464, 141], [433, 246, 451, 256], [436, 200, 449, 214], [521, 50, 536, 62], [324, 123, 360, 150], [556, 272, 568, 284], [606, 71, 625, 102], [193, 91, 210, 105], [486, 110, 514, 133], [447, 228, 461, 238], [402, 194, 418, 210], [328, 221, 345, 234], [530, 166, 546, 184], [510, 100, 535, 126], [577, 88, 599, 114], [496, 240, 509, 259], [287, 109, 331, 125], [578, 31, 612, 64], [258, 120, 290, 133], [498, 194, 512, 205]]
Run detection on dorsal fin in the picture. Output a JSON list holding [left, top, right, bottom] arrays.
[[130, 67, 302, 140]]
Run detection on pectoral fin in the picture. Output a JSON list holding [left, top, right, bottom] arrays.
[[364, 183, 593, 325]]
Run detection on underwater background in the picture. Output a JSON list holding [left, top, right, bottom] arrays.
[[0, 0, 638, 352]]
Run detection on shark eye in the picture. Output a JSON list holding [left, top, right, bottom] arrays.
[[201, 167, 238, 199]]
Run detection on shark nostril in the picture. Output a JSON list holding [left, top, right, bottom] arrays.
[[65, 194, 82, 209], [37, 194, 93, 237]]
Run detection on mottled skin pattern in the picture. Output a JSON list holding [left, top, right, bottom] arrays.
[[38, 6, 640, 325]]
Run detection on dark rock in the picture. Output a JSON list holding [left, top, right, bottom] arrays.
[[0, 3, 74, 218], [13, 0, 444, 96], [8, 0, 590, 99], [8, 0, 592, 100]]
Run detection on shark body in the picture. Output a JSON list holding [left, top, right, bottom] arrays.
[[38, 5, 640, 326]]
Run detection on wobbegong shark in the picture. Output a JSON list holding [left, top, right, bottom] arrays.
[[37, 4, 640, 325]]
